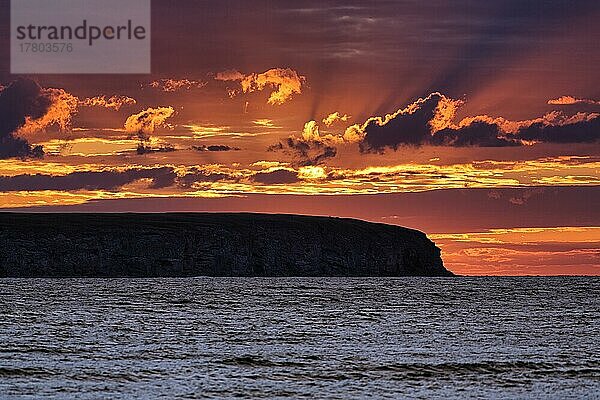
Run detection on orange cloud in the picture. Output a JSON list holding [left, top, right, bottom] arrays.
[[215, 68, 305, 105], [18, 88, 78, 135], [548, 96, 600, 106], [322, 112, 351, 127], [300, 120, 348, 144], [301, 120, 321, 141], [81, 95, 136, 111], [297, 165, 327, 180], [252, 119, 279, 128], [150, 79, 207, 92], [342, 124, 366, 143], [214, 70, 245, 81], [124, 107, 175, 137]]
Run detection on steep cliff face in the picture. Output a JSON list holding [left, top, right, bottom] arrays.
[[0, 213, 453, 277]]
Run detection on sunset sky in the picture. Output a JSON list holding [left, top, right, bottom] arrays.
[[0, 0, 598, 275]]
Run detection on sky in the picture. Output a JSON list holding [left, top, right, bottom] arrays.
[[0, 0, 598, 275]]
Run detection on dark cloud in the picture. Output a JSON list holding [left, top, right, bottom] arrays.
[[360, 93, 443, 152], [148, 168, 179, 189], [0, 78, 50, 159], [359, 93, 600, 152], [192, 145, 239, 152], [269, 138, 337, 166], [432, 122, 518, 147], [136, 144, 177, 155], [178, 168, 234, 187], [0, 167, 177, 192], [252, 169, 299, 185], [514, 117, 600, 143]]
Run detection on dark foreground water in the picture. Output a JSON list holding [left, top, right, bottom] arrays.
[[0, 278, 599, 399]]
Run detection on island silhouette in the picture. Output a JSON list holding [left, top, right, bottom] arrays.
[[0, 213, 453, 277]]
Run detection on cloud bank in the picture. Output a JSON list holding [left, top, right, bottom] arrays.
[[0, 167, 177, 191], [270, 92, 600, 163], [353, 93, 600, 152]]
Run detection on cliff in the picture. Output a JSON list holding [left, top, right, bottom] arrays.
[[0, 213, 453, 277]]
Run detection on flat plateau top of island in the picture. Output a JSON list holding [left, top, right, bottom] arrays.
[[0, 212, 421, 232]]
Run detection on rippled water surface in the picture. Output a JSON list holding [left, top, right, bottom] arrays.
[[1, 277, 599, 399]]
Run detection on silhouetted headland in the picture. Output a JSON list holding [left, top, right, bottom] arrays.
[[0, 213, 453, 277]]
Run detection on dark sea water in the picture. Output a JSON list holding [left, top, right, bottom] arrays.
[[0, 277, 599, 399]]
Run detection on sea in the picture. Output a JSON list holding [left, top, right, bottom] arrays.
[[0, 277, 598, 399]]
